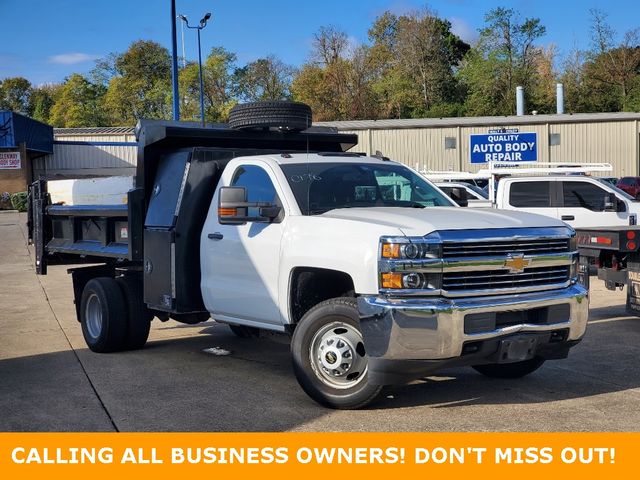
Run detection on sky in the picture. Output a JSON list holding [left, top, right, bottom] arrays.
[[1, 0, 638, 85]]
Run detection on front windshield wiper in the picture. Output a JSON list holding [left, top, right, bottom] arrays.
[[389, 201, 426, 208]]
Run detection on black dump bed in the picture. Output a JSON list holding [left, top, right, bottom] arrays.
[[29, 119, 357, 314]]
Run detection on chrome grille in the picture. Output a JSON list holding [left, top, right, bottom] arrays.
[[442, 239, 570, 258], [443, 266, 570, 292]]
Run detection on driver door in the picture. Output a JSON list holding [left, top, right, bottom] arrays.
[[201, 163, 285, 327]]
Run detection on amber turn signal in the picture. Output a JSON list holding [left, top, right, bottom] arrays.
[[218, 207, 237, 216], [381, 243, 401, 258], [381, 272, 403, 289]]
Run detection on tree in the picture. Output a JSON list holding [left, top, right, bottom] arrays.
[[201, 46, 238, 122], [49, 74, 107, 127], [292, 26, 380, 121], [292, 26, 352, 120], [103, 40, 172, 124], [560, 46, 591, 113], [178, 62, 203, 121], [28, 84, 61, 123], [529, 45, 558, 114], [235, 55, 295, 102], [459, 7, 546, 115], [0, 77, 32, 114], [368, 9, 469, 118], [584, 9, 640, 111]]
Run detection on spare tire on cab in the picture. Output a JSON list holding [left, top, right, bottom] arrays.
[[228, 101, 312, 132]]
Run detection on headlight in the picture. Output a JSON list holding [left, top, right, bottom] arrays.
[[380, 272, 442, 290], [380, 238, 442, 259], [379, 235, 443, 293], [569, 235, 577, 251], [570, 254, 579, 280]]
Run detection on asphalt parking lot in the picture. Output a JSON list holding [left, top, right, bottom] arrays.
[[1, 210, 639, 432]]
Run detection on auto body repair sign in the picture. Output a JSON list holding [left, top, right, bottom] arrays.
[[0, 152, 21, 169], [470, 131, 537, 164]]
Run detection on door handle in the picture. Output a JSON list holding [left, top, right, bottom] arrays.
[[208, 232, 224, 240], [561, 215, 575, 221]]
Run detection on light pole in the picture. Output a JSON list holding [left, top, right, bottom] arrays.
[[178, 12, 212, 127], [170, 0, 180, 120]]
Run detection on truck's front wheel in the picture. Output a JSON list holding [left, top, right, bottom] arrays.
[[80, 278, 128, 353], [291, 298, 383, 409]]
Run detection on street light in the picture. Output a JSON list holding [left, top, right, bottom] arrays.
[[178, 12, 212, 126]]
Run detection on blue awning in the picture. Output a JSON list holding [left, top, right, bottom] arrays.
[[0, 111, 53, 155]]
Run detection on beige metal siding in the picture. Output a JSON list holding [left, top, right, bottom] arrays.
[[548, 121, 637, 178], [337, 118, 640, 178]]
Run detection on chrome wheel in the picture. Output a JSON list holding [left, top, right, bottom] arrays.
[[85, 293, 103, 340], [309, 321, 368, 389]]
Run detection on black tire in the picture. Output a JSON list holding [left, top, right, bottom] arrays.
[[472, 357, 545, 379], [229, 324, 260, 338], [291, 297, 383, 409], [228, 101, 312, 131], [116, 276, 152, 350], [80, 277, 128, 353]]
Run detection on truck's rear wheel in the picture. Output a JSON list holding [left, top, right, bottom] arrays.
[[291, 298, 383, 409], [472, 357, 545, 379], [116, 276, 153, 350], [80, 278, 128, 353]]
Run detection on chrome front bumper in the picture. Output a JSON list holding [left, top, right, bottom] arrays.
[[358, 284, 588, 369]]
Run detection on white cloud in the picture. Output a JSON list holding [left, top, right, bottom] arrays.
[[48, 53, 100, 65], [450, 17, 478, 45]]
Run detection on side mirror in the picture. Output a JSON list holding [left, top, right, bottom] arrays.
[[450, 187, 469, 207], [218, 186, 282, 224], [603, 194, 616, 212], [219, 186, 248, 224]]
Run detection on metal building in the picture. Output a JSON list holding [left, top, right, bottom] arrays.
[[318, 112, 640, 178], [31, 112, 640, 180], [33, 126, 137, 179]]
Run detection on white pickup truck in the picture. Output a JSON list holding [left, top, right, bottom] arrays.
[[29, 103, 588, 409], [494, 175, 640, 229]]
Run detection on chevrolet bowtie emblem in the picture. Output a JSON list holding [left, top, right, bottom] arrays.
[[504, 254, 530, 273]]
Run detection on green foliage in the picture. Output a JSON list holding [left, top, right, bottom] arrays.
[[29, 85, 59, 123], [50, 74, 107, 127], [102, 40, 172, 125], [367, 9, 470, 119], [0, 77, 32, 114], [235, 55, 295, 102], [1, 5, 638, 127], [459, 7, 547, 115], [10, 192, 28, 212]]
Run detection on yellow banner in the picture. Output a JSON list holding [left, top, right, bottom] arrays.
[[0, 433, 635, 479]]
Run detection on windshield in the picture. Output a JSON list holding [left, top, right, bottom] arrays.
[[281, 162, 454, 215], [465, 183, 489, 199], [597, 178, 635, 201]]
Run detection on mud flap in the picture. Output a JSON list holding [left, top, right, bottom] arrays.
[[626, 259, 640, 316]]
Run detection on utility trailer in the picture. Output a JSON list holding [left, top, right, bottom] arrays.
[[576, 225, 640, 315]]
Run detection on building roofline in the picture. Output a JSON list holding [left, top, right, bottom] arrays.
[[51, 112, 640, 135], [53, 126, 135, 136], [315, 112, 640, 130]]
